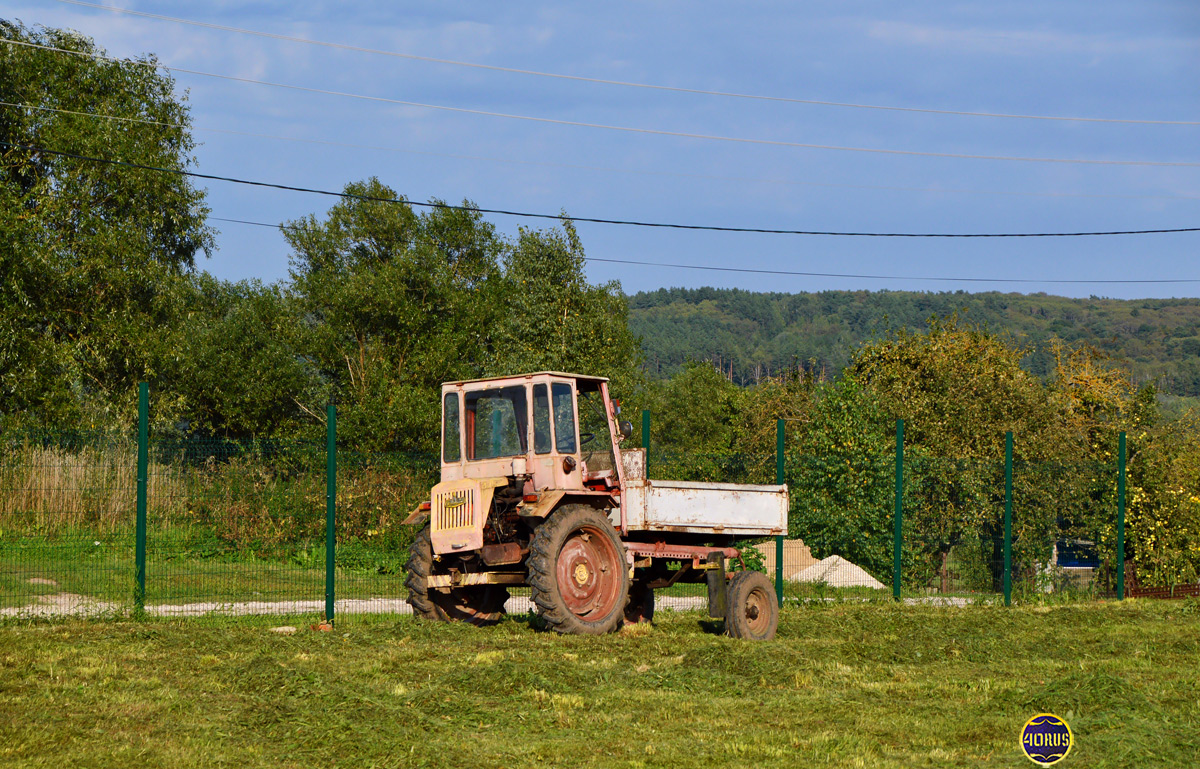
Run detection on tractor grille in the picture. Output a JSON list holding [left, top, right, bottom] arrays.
[[434, 487, 474, 531]]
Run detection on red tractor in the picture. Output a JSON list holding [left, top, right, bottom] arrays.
[[404, 372, 787, 639]]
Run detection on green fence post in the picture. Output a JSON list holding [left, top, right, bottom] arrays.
[[134, 382, 148, 615], [1117, 432, 1126, 600], [1004, 431, 1013, 607], [641, 409, 650, 476], [893, 419, 904, 601], [325, 403, 337, 625], [775, 418, 785, 607]]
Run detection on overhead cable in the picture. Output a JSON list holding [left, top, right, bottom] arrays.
[[6, 140, 1191, 238], [5, 100, 1197, 202], [5, 39, 1199, 168], [212, 216, 1200, 285], [51, 0, 1200, 127]]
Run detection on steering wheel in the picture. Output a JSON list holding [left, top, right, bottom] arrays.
[[579, 432, 596, 446]]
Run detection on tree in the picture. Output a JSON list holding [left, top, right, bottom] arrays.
[[638, 361, 742, 459], [789, 377, 896, 579], [0, 22, 212, 428], [283, 179, 502, 451], [1126, 414, 1200, 589], [173, 275, 310, 438], [487, 218, 640, 387], [847, 317, 1075, 588]]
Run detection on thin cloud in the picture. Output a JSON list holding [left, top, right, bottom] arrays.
[[865, 20, 1195, 57]]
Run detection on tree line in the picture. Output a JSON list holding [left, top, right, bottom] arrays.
[[629, 286, 1200, 404]]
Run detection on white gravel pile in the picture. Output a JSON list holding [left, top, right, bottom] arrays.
[[792, 555, 886, 590]]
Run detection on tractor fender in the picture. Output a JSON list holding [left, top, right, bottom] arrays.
[[402, 506, 429, 526], [519, 490, 616, 519]]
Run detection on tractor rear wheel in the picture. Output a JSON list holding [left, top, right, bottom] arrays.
[[529, 505, 629, 635], [724, 570, 778, 640], [404, 526, 508, 625]]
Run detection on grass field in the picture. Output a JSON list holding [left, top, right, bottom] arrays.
[[1, 601, 1197, 768]]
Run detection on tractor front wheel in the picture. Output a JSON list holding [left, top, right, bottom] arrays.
[[529, 505, 629, 635], [404, 526, 508, 625]]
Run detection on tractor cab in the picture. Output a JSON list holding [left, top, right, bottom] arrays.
[[438, 372, 631, 493]]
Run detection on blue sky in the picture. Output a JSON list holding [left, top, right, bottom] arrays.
[[11, 0, 1200, 298]]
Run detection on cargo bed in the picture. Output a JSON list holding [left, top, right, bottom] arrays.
[[615, 450, 788, 536]]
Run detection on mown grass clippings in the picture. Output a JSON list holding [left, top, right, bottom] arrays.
[[1, 601, 1197, 768]]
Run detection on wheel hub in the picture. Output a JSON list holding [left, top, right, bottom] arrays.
[[743, 588, 769, 633], [573, 563, 590, 585]]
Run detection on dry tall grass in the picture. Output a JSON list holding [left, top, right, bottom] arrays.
[[0, 441, 184, 532], [0, 439, 436, 552]]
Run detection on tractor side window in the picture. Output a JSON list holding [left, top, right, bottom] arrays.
[[551, 383, 577, 454], [442, 392, 460, 462], [533, 384, 551, 454], [465, 386, 529, 460]]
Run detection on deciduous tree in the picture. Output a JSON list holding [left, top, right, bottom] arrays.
[[0, 22, 212, 428]]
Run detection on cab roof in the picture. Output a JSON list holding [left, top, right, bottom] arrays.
[[441, 371, 609, 389]]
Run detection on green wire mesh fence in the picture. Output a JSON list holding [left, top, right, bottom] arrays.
[[0, 402, 1155, 621], [0, 430, 143, 617]]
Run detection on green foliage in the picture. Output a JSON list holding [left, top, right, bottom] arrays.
[[275, 184, 640, 451], [0, 22, 212, 429], [639, 362, 741, 455], [283, 179, 505, 451], [173, 276, 310, 437], [1127, 415, 1200, 588], [788, 377, 895, 579], [847, 318, 1076, 584]]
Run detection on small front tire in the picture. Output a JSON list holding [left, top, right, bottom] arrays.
[[724, 571, 778, 640], [404, 526, 508, 625]]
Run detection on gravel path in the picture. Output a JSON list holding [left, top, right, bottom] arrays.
[[1, 592, 713, 618]]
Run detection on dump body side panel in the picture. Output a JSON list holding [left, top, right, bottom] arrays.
[[633, 480, 787, 537]]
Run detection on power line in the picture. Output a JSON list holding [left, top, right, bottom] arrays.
[[8, 140, 1200, 238], [212, 216, 1200, 285], [52, 0, 1200, 127], [6, 38, 1199, 169], [6, 100, 1198, 202]]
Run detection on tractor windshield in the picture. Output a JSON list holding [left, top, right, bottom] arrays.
[[464, 386, 529, 460]]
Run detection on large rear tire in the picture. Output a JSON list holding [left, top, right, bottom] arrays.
[[529, 505, 629, 635], [404, 526, 508, 625], [724, 570, 778, 640]]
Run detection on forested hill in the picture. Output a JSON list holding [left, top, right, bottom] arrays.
[[627, 288, 1200, 395]]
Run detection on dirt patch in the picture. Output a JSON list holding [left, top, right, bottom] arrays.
[[0, 592, 121, 618]]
